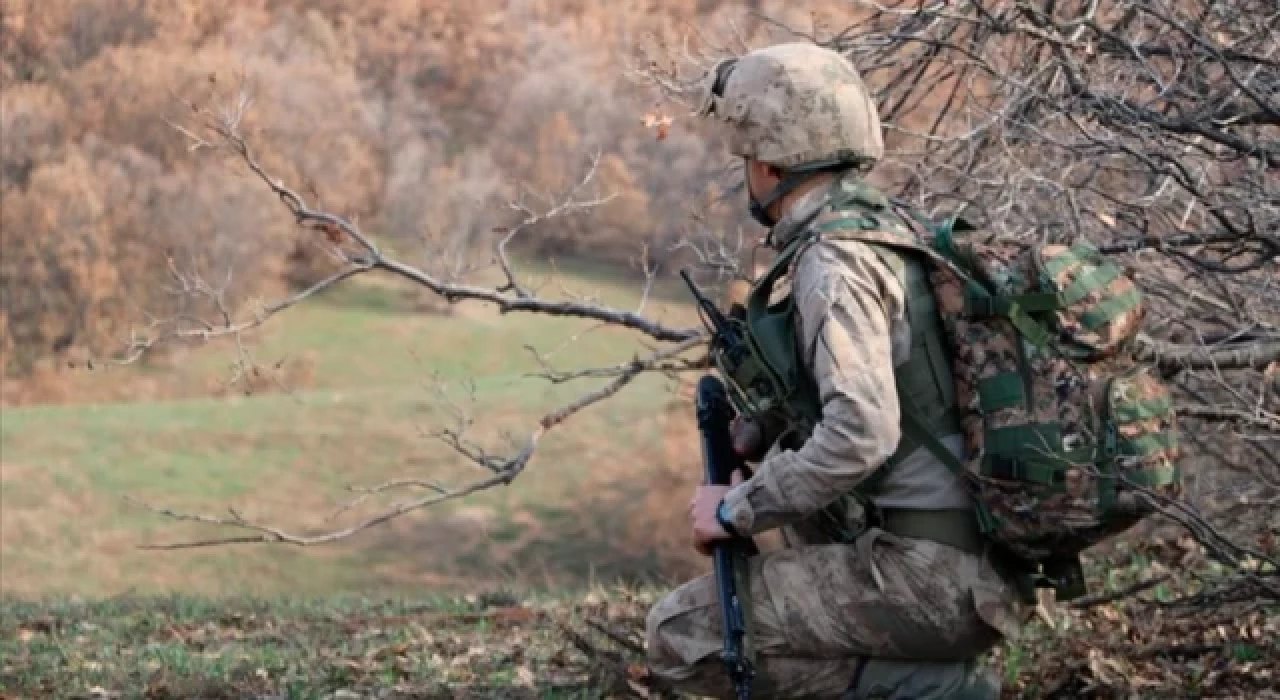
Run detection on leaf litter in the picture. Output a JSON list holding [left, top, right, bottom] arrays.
[[2, 542, 1275, 699]]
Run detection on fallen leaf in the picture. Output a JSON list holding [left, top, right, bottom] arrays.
[[491, 605, 536, 624], [1035, 588, 1059, 629], [641, 112, 674, 140]]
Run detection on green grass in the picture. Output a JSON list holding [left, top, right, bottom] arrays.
[[0, 258, 700, 599]]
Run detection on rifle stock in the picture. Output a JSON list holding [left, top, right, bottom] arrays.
[[693, 374, 756, 700]]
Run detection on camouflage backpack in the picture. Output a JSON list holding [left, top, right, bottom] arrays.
[[793, 187, 1185, 595]]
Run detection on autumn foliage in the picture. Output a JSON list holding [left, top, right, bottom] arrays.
[[0, 0, 764, 378]]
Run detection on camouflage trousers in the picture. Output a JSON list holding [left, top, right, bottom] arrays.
[[645, 528, 1025, 699]]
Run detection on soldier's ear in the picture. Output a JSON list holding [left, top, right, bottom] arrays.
[[744, 158, 782, 191]]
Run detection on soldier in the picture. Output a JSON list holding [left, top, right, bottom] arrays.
[[645, 43, 1030, 699]]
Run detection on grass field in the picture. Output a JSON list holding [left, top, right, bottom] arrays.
[[0, 590, 665, 699], [1, 257, 704, 600]]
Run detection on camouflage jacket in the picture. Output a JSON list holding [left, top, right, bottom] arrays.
[[719, 172, 972, 537]]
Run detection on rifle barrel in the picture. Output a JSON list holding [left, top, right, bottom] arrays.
[[693, 374, 755, 698]]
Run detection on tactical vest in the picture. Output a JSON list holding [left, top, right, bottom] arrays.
[[728, 176, 962, 541]]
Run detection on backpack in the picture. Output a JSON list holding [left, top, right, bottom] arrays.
[[712, 174, 1185, 598], [805, 193, 1185, 598]]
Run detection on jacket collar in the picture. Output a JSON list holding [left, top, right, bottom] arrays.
[[767, 169, 862, 249]]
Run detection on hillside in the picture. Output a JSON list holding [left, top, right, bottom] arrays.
[[2, 0, 1276, 698]]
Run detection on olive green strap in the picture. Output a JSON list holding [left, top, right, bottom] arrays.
[[977, 374, 1024, 412], [879, 508, 985, 556], [896, 380, 997, 535], [1081, 288, 1142, 330], [1041, 241, 1101, 277], [1112, 396, 1173, 423]]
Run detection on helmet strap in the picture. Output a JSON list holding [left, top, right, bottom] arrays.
[[753, 162, 863, 244], [749, 171, 810, 230]]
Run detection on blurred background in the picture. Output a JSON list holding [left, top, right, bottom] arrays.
[[0, 0, 836, 599]]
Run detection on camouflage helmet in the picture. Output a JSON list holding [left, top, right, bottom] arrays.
[[695, 42, 883, 172]]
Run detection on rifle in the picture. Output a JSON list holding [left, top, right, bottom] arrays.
[[679, 269, 750, 364], [693, 373, 756, 700]]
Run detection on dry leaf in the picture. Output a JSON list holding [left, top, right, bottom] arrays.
[[491, 606, 536, 624], [641, 112, 674, 140], [1035, 588, 1059, 629]]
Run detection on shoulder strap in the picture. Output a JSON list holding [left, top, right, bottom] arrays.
[[896, 384, 997, 535]]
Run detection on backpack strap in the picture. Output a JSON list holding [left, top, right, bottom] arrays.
[[895, 383, 998, 535]]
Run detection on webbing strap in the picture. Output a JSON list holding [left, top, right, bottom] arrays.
[[967, 292, 1061, 317], [1112, 396, 1173, 423], [1059, 262, 1121, 307], [896, 383, 996, 534], [1123, 463, 1181, 487], [1081, 288, 1142, 330], [1004, 303, 1055, 352], [964, 247, 1122, 319], [985, 423, 1061, 456], [865, 242, 962, 473], [879, 508, 985, 556], [1041, 241, 1100, 277], [977, 374, 1025, 412], [1119, 432, 1177, 455], [982, 456, 1069, 486]]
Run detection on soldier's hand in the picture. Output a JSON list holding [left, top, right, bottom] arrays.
[[730, 415, 768, 461], [690, 469, 745, 556]]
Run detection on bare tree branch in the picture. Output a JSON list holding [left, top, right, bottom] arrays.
[[1135, 334, 1280, 373], [127, 334, 706, 549]]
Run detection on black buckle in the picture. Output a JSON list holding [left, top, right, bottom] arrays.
[[967, 293, 995, 318], [987, 455, 1066, 485], [986, 455, 1021, 480]]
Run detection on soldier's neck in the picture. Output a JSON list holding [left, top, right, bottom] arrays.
[[772, 172, 839, 217], [768, 172, 848, 248]]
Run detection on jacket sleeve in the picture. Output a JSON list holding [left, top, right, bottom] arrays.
[[719, 239, 906, 536]]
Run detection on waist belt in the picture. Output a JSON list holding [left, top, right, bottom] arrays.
[[877, 507, 1039, 603], [877, 508, 985, 556]]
